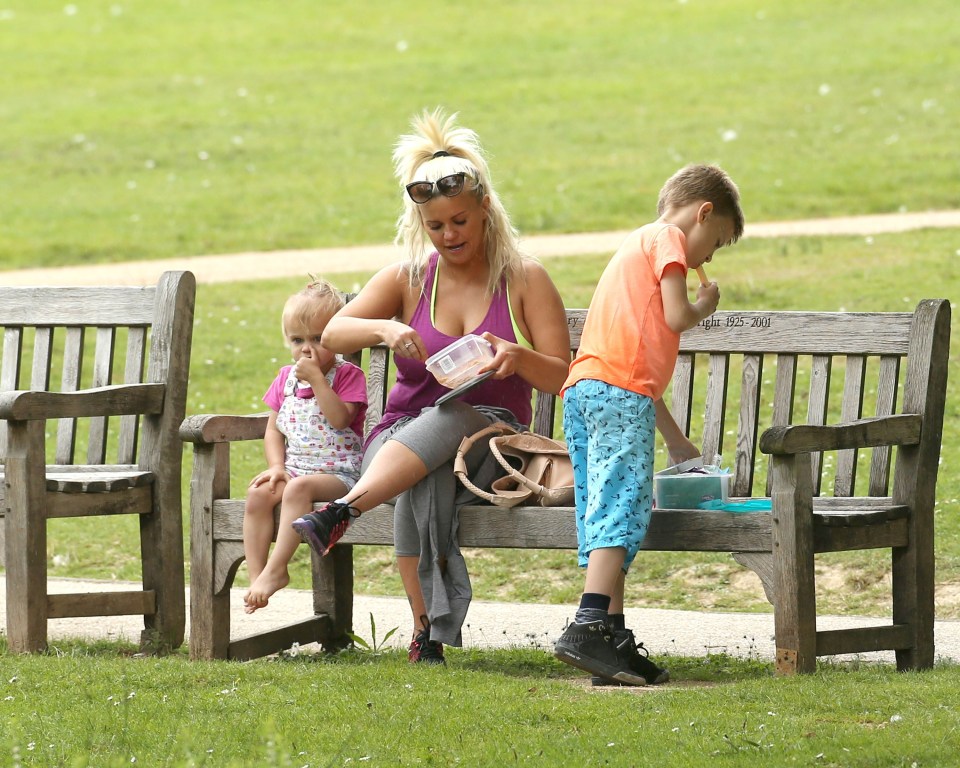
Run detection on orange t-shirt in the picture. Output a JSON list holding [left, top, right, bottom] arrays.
[[563, 222, 687, 400]]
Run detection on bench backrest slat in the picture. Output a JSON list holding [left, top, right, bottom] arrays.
[[0, 328, 23, 454], [733, 353, 763, 496], [869, 355, 901, 495], [671, 353, 695, 435], [701, 353, 730, 466], [363, 346, 391, 440], [55, 326, 85, 464], [118, 326, 148, 464], [805, 355, 832, 494], [31, 327, 55, 391], [86, 326, 117, 464], [834, 354, 867, 495], [766, 354, 797, 495]]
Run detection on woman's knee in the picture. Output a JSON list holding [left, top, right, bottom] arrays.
[[391, 404, 493, 468]]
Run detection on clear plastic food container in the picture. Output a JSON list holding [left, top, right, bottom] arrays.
[[425, 334, 495, 389]]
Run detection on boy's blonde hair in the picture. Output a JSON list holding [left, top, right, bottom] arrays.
[[657, 164, 745, 244], [281, 276, 344, 340], [393, 108, 526, 295]]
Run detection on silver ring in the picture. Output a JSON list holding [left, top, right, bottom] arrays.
[[404, 342, 413, 348]]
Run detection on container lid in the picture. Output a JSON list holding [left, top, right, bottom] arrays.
[[424, 334, 490, 368]]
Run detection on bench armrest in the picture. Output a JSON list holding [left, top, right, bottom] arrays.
[[759, 413, 921, 456], [179, 412, 270, 444], [0, 384, 166, 421]]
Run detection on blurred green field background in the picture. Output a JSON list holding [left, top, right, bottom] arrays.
[[1, 0, 957, 268]]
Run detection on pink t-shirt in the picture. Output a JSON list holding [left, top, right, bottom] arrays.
[[263, 360, 367, 438], [563, 222, 686, 400]]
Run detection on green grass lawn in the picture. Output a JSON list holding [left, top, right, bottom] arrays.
[[2, 641, 959, 767], [1, 0, 958, 269]]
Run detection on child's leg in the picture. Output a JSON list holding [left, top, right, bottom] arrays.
[[243, 480, 286, 585], [610, 570, 627, 615], [244, 473, 348, 612], [583, 548, 626, 598], [556, 381, 657, 685]]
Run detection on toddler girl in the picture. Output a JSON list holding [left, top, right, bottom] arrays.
[[243, 278, 367, 612]]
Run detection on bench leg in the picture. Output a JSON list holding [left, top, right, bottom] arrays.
[[770, 452, 817, 674], [4, 421, 49, 653], [139, 489, 186, 653], [188, 442, 234, 660], [189, 542, 239, 660], [311, 544, 354, 651], [892, 446, 936, 671]]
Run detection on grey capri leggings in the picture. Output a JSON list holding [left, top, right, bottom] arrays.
[[361, 400, 522, 555]]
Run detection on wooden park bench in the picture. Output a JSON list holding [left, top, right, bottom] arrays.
[[182, 299, 950, 674], [1, 271, 196, 653]]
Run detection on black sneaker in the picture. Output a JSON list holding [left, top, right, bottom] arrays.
[[408, 627, 445, 665], [291, 498, 361, 557], [554, 620, 647, 686], [590, 629, 670, 686]]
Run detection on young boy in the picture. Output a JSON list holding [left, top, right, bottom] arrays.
[[554, 164, 744, 686]]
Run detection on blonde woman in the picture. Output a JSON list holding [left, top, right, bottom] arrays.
[[293, 109, 570, 663]]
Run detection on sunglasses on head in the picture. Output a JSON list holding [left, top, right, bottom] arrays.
[[405, 172, 469, 204]]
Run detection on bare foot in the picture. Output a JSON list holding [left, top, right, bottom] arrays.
[[243, 569, 290, 614]]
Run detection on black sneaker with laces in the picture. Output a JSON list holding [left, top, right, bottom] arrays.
[[291, 498, 361, 557], [554, 620, 647, 686], [408, 627, 445, 665], [590, 628, 670, 686]]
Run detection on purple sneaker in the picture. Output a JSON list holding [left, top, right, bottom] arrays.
[[292, 498, 361, 557]]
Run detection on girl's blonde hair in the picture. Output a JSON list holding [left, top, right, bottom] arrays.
[[281, 276, 344, 341], [393, 108, 526, 295]]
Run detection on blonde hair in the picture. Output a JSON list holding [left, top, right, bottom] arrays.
[[393, 108, 526, 295], [281, 276, 344, 340], [657, 164, 745, 244]]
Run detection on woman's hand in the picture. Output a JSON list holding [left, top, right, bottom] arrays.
[[479, 332, 519, 379], [382, 320, 424, 360]]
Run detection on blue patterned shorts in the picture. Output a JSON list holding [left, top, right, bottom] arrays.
[[563, 379, 655, 570]]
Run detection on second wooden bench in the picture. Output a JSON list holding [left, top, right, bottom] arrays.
[[182, 299, 950, 674]]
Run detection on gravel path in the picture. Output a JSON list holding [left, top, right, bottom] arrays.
[[5, 209, 960, 287], [4, 576, 960, 666]]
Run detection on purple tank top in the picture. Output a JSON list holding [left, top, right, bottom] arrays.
[[367, 252, 533, 444]]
